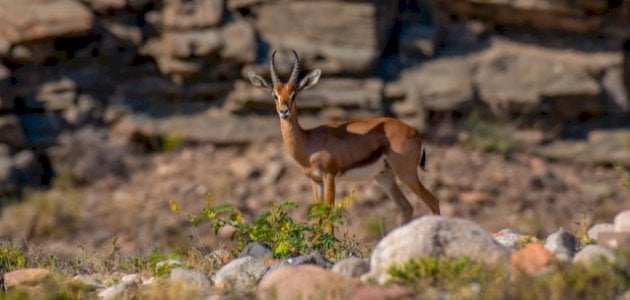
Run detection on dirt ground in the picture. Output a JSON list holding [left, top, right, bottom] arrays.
[[2, 136, 626, 257]]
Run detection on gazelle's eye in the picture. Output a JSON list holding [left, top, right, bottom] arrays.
[[273, 94, 278, 101]]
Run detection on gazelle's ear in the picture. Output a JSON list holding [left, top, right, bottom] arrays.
[[298, 69, 321, 91], [248, 71, 272, 93]]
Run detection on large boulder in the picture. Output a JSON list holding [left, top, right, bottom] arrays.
[[364, 216, 511, 284], [253, 1, 398, 75], [213, 256, 269, 292], [257, 265, 359, 300]]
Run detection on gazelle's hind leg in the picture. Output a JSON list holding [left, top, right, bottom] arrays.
[[375, 165, 413, 224], [387, 155, 441, 215]]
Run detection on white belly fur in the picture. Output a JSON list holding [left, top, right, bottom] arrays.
[[337, 156, 386, 181]]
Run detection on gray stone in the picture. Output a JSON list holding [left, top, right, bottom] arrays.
[[169, 268, 211, 289], [163, 0, 224, 30], [69, 274, 104, 290], [98, 280, 139, 300], [213, 256, 269, 291], [111, 113, 280, 146], [48, 127, 127, 184], [257, 265, 357, 300], [287, 251, 332, 269], [220, 20, 257, 64], [475, 48, 603, 119], [598, 232, 630, 250], [0, 0, 93, 44], [573, 245, 616, 265], [602, 67, 629, 112], [401, 57, 474, 113], [544, 228, 577, 261], [253, 1, 398, 75], [588, 223, 615, 240], [614, 210, 630, 232], [365, 216, 511, 284], [238, 242, 273, 261], [492, 229, 523, 249], [535, 129, 630, 167], [331, 257, 369, 278], [163, 29, 223, 58]]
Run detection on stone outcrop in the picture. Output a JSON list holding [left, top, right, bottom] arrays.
[[0, 0, 629, 195]]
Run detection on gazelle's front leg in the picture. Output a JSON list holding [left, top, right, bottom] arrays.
[[323, 173, 336, 235], [310, 180, 323, 203]]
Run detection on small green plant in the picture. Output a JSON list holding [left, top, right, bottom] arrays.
[[514, 235, 542, 249], [616, 165, 630, 192], [387, 256, 505, 296], [573, 213, 595, 246], [160, 132, 184, 152], [461, 112, 514, 156], [0, 244, 26, 272], [171, 195, 351, 259]]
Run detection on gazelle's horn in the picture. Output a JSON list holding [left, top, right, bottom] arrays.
[[269, 50, 280, 86], [288, 50, 300, 86]]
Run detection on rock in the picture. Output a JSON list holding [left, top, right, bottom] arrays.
[[0, 115, 26, 149], [492, 229, 523, 249], [510, 243, 554, 277], [350, 285, 415, 300], [257, 265, 358, 300], [213, 256, 269, 291], [253, 1, 398, 75], [544, 228, 576, 261], [0, 0, 93, 45], [220, 20, 257, 64], [287, 251, 332, 269], [48, 127, 127, 184], [238, 242, 273, 261], [98, 279, 139, 300], [111, 113, 279, 146], [573, 245, 616, 265], [602, 67, 629, 112], [437, 0, 604, 34], [163, 0, 224, 30], [614, 210, 630, 232], [68, 274, 104, 290], [82, 0, 126, 13], [332, 257, 370, 278], [588, 223, 615, 240], [228, 158, 258, 180], [4, 268, 51, 288], [535, 129, 630, 167], [163, 30, 223, 59], [475, 43, 604, 119], [400, 57, 474, 114], [365, 216, 511, 284], [597, 232, 630, 250], [169, 268, 211, 289]]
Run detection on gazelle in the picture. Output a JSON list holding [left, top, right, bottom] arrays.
[[248, 50, 440, 231]]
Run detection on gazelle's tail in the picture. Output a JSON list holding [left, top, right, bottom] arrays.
[[419, 146, 427, 171]]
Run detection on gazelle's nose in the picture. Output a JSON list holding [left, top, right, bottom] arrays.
[[279, 110, 291, 119]]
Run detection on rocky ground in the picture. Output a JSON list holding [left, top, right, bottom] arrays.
[[1, 131, 628, 256], [1, 208, 629, 299]]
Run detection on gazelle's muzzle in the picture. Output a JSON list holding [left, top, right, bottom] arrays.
[[279, 110, 291, 119]]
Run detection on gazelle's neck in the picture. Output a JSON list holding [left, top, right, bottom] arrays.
[[280, 112, 309, 166]]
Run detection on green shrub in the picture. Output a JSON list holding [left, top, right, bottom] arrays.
[[387, 256, 505, 297], [171, 196, 352, 259], [0, 244, 26, 272]]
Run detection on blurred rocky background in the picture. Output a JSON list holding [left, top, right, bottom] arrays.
[[0, 0, 629, 253]]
